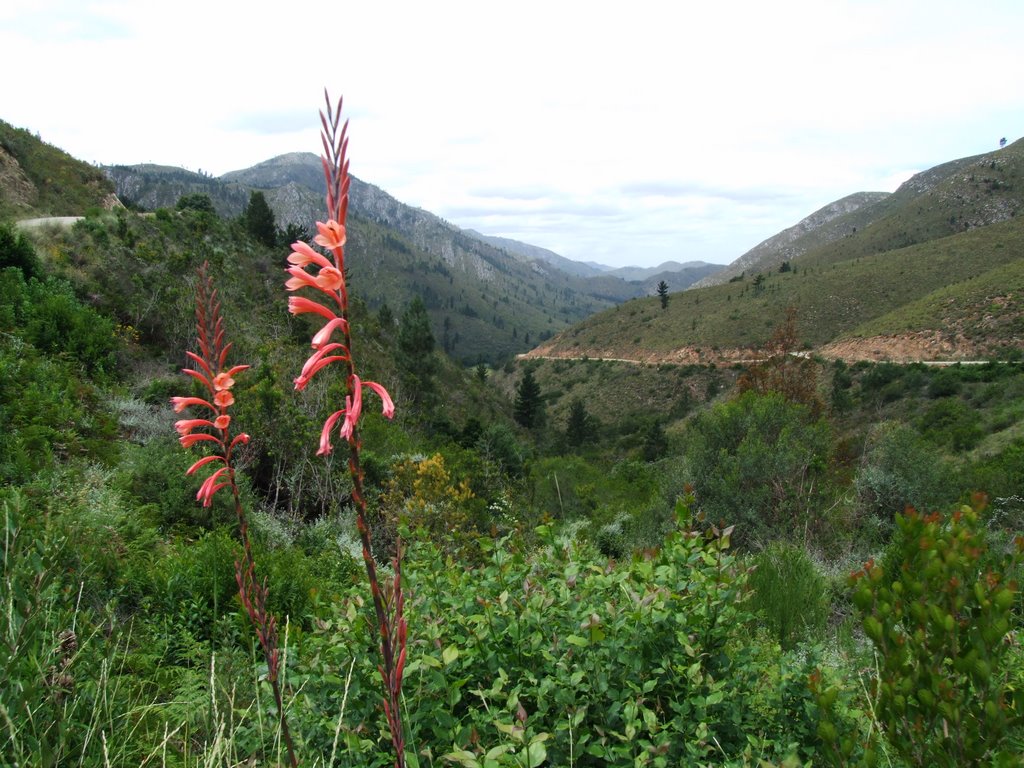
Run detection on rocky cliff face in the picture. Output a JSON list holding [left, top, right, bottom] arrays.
[[0, 145, 37, 213], [105, 164, 252, 217]]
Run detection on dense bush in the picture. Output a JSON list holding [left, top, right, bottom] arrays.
[[847, 501, 1023, 766], [855, 422, 955, 522], [685, 391, 833, 546], [294, 504, 828, 766]]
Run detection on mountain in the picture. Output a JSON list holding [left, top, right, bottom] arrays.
[[526, 139, 1024, 365], [462, 230, 604, 278], [694, 192, 891, 287], [103, 154, 649, 364]]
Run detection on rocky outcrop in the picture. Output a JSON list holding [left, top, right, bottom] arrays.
[[0, 145, 38, 212]]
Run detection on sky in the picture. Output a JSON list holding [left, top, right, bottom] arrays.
[[2, 1, 1022, 269]]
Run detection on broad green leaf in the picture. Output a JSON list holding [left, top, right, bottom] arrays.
[[442, 644, 460, 666]]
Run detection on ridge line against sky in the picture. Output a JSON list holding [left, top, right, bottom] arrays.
[[2, 0, 1022, 269]]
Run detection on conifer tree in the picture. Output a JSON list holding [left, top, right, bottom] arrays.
[[656, 280, 669, 309], [242, 191, 277, 247], [565, 397, 594, 447], [514, 368, 543, 428], [398, 296, 437, 403]]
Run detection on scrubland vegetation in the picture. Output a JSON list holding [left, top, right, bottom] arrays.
[[2, 133, 1023, 765]]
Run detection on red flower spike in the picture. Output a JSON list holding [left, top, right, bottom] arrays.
[[290, 92, 405, 768]]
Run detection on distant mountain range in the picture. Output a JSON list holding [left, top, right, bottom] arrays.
[[5, 113, 1022, 366], [99, 152, 724, 362]]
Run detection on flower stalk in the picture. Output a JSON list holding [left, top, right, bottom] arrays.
[[287, 92, 405, 768], [174, 262, 298, 767]]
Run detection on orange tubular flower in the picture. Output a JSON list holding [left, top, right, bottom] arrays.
[[172, 264, 249, 509], [313, 219, 347, 252]]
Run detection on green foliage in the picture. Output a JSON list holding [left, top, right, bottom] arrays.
[[848, 501, 1023, 766], [513, 368, 543, 429], [563, 397, 595, 448], [656, 280, 669, 309], [398, 295, 438, 404], [0, 335, 119, 484], [748, 542, 828, 649], [296, 505, 827, 766], [685, 391, 833, 546], [176, 192, 216, 213], [0, 222, 42, 278], [830, 359, 853, 413], [114, 437, 224, 530], [918, 396, 984, 450], [855, 422, 955, 521], [242, 190, 277, 247], [22, 277, 119, 376], [640, 419, 669, 462]]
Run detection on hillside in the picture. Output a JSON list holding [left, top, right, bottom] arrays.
[[0, 118, 117, 218], [695, 191, 891, 287], [527, 141, 1024, 365]]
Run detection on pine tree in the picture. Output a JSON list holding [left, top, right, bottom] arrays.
[[242, 191, 277, 247], [397, 296, 437, 404], [565, 398, 594, 447], [656, 280, 669, 309], [513, 368, 543, 428]]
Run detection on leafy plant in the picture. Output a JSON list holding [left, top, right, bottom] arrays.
[[749, 541, 828, 649], [848, 498, 1023, 766]]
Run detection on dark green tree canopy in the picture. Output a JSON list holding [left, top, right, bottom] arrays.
[[656, 280, 669, 309], [0, 223, 41, 279], [513, 368, 543, 429], [398, 296, 436, 363], [397, 295, 438, 404], [242, 191, 277, 248], [176, 193, 215, 214], [565, 397, 595, 448]]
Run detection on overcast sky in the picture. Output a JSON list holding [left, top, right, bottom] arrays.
[[2, 1, 1022, 268]]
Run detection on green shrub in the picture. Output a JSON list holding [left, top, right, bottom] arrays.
[[685, 391, 833, 546], [749, 542, 828, 649], [918, 397, 984, 450], [295, 503, 830, 766], [855, 422, 955, 522], [0, 223, 42, 278], [848, 500, 1023, 766]]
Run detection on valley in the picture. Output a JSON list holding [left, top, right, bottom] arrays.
[[1, 115, 1023, 766]]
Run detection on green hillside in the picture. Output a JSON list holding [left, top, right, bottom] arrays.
[[532, 149, 1024, 364], [0, 118, 114, 217]]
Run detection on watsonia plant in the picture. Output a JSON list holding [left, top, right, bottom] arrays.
[[172, 262, 298, 767], [284, 92, 405, 767]]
